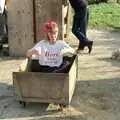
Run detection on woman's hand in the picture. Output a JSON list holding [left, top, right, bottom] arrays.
[[61, 48, 75, 55], [33, 49, 42, 56], [25, 49, 42, 58]]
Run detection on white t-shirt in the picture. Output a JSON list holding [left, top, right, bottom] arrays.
[[0, 0, 5, 14], [30, 40, 74, 67]]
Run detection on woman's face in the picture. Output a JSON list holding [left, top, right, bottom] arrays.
[[47, 27, 58, 44]]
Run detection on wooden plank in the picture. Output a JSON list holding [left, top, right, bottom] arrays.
[[13, 73, 23, 101], [63, 4, 68, 38], [66, 3, 72, 39], [8, 0, 34, 56], [16, 96, 69, 105], [13, 72, 69, 103], [35, 0, 63, 42], [19, 59, 28, 72], [68, 55, 77, 102]]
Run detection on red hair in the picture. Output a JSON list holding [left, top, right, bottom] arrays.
[[40, 21, 58, 35]]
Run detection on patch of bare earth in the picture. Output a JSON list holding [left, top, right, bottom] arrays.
[[0, 29, 120, 120]]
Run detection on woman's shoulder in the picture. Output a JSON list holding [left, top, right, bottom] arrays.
[[57, 40, 67, 44], [37, 40, 47, 44]]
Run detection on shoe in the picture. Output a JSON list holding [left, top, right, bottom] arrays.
[[87, 41, 93, 54], [78, 43, 85, 50], [76, 45, 84, 54]]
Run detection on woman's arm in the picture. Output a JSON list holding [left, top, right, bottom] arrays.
[[25, 49, 41, 58], [61, 47, 75, 55], [25, 41, 43, 58], [60, 41, 76, 55]]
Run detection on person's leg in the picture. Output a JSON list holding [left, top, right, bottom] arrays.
[[53, 60, 70, 73], [31, 60, 42, 72], [72, 8, 93, 53], [81, 7, 89, 37], [81, 7, 93, 54], [72, 9, 88, 50], [86, 7, 89, 30], [31, 62, 54, 72]]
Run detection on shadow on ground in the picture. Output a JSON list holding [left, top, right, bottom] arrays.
[[0, 29, 120, 119], [1, 77, 120, 119]]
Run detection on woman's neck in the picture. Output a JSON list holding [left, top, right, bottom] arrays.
[[47, 39, 57, 44]]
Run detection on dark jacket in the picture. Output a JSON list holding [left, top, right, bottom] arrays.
[[69, 0, 88, 10]]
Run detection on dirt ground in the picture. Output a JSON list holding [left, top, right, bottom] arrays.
[[0, 29, 120, 120]]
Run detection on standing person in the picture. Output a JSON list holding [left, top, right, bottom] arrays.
[[26, 21, 75, 73], [0, 0, 5, 14], [69, 0, 93, 54], [0, 0, 5, 36], [0, 0, 8, 43]]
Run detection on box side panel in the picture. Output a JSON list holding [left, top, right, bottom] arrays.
[[13, 72, 69, 104], [69, 56, 77, 103]]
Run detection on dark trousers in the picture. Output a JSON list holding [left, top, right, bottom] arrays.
[[31, 60, 70, 73], [72, 7, 89, 48], [0, 8, 8, 41]]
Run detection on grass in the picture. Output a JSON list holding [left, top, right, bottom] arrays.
[[89, 3, 120, 30]]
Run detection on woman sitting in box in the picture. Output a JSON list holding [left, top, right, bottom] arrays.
[[25, 21, 75, 73]]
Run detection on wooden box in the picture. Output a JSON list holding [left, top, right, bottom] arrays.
[[13, 55, 78, 107]]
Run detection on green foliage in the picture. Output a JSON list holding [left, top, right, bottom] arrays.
[[88, 0, 97, 4], [88, 0, 108, 4], [89, 3, 120, 29]]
